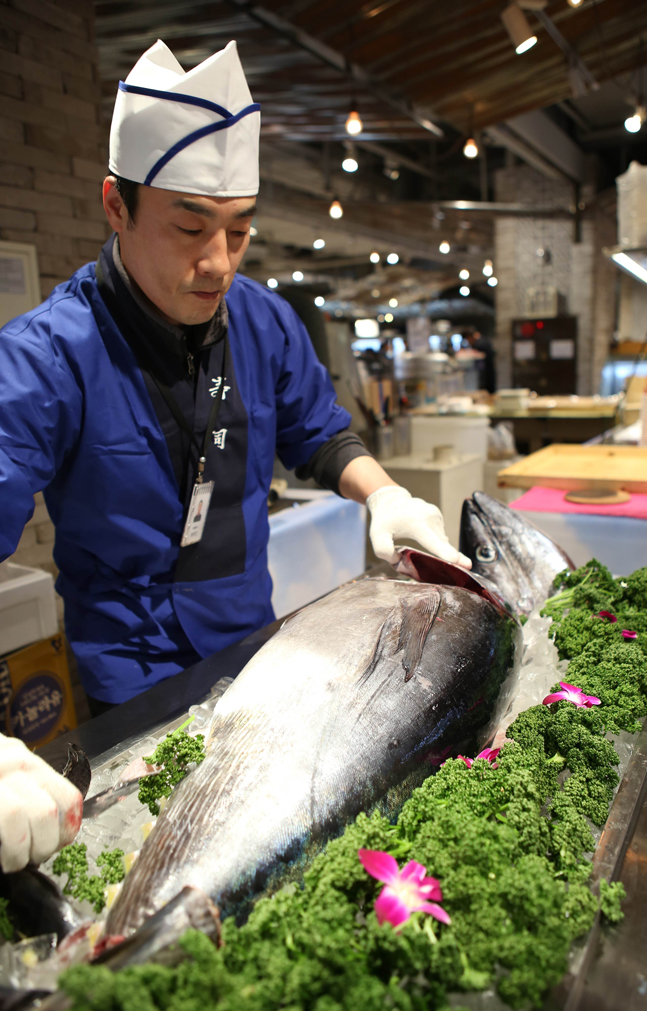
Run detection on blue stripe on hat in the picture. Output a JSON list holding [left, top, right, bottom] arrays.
[[118, 81, 234, 121], [143, 103, 261, 186]]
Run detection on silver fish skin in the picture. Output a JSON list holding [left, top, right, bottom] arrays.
[[106, 577, 519, 936], [459, 491, 574, 617]]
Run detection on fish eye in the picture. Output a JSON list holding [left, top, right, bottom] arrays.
[[475, 545, 497, 563]]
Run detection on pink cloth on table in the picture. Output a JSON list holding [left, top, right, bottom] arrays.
[[511, 486, 647, 520]]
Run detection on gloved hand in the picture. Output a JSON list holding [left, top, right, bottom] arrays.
[[367, 485, 472, 569], [0, 733, 82, 873]]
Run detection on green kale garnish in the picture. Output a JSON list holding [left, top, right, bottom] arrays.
[[138, 715, 206, 816], [59, 559, 646, 1011], [52, 843, 125, 914], [599, 878, 626, 923], [0, 897, 13, 942]]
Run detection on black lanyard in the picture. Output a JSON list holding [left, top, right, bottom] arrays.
[[146, 334, 227, 484], [96, 259, 227, 488]]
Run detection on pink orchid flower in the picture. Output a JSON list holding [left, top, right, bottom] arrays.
[[358, 849, 451, 929], [543, 681, 601, 708], [456, 747, 501, 770], [598, 611, 617, 623], [622, 629, 637, 640]]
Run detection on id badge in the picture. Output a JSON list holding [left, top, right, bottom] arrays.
[[181, 480, 215, 547]]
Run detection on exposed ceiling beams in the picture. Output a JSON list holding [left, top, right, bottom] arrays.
[[95, 0, 647, 141]]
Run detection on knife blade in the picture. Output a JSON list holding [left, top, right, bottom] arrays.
[[82, 774, 157, 820]]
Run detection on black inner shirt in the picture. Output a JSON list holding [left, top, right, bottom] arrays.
[[96, 234, 249, 582]]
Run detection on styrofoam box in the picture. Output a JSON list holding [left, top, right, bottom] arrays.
[[0, 561, 58, 657], [410, 415, 490, 461], [267, 490, 366, 620]]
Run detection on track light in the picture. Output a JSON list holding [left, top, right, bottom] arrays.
[[329, 199, 343, 219], [482, 259, 493, 277], [389, 298, 398, 307], [566, 0, 583, 6], [487, 276, 498, 287], [267, 278, 278, 289], [439, 241, 450, 254], [313, 238, 325, 249], [384, 313, 394, 322], [501, 3, 537, 54], [345, 108, 363, 136], [459, 286, 470, 297], [292, 270, 304, 282], [370, 251, 380, 263], [625, 107, 645, 133], [459, 269, 470, 280], [386, 253, 399, 265], [463, 137, 478, 158], [314, 296, 325, 307]]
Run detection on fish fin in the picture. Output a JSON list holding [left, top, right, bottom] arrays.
[[395, 593, 440, 682], [358, 608, 400, 686], [358, 591, 440, 686]]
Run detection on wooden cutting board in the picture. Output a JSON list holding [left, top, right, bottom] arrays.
[[497, 444, 647, 492]]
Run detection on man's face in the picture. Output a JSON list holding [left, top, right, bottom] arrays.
[[103, 179, 256, 326]]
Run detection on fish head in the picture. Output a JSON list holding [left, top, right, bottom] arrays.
[[458, 491, 574, 618]]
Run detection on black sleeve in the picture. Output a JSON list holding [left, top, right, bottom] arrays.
[[295, 430, 373, 496]]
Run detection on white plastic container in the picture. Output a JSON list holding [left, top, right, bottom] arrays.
[[267, 491, 366, 619], [0, 561, 58, 656], [409, 415, 490, 461], [510, 509, 647, 575]]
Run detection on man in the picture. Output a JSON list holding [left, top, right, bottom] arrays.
[[463, 326, 496, 393], [0, 40, 469, 872]]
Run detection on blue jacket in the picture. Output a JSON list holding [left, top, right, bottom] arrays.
[[0, 258, 351, 702]]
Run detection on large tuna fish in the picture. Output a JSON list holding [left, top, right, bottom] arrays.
[[106, 493, 572, 937], [107, 572, 520, 935]]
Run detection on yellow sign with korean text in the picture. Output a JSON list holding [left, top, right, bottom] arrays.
[[1, 635, 77, 750]]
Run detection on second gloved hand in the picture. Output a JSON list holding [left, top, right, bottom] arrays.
[[0, 733, 82, 873], [367, 485, 472, 569]]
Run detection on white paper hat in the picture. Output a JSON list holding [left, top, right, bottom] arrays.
[[109, 39, 260, 197]]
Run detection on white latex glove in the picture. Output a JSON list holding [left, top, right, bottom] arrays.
[[367, 485, 472, 569], [0, 733, 82, 873]]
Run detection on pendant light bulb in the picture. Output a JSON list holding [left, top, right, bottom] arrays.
[[625, 107, 645, 134], [345, 109, 363, 136], [501, 3, 537, 54], [329, 198, 343, 219], [567, 0, 583, 6], [463, 137, 479, 159], [483, 259, 493, 277]]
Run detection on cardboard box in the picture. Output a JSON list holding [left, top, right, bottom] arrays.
[[1, 635, 77, 750]]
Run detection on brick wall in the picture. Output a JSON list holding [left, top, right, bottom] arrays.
[[1, 0, 107, 634], [493, 165, 616, 394], [0, 0, 109, 301]]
